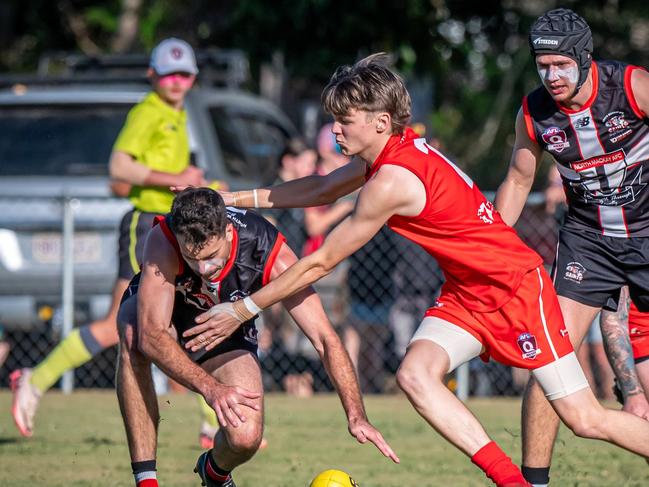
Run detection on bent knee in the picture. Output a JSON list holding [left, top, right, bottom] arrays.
[[396, 362, 443, 396], [562, 408, 607, 439], [227, 426, 263, 457]]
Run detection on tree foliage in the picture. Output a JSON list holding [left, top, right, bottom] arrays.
[[2, 0, 648, 187]]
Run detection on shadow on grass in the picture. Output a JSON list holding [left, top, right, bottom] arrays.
[[0, 437, 19, 444], [83, 437, 120, 446]]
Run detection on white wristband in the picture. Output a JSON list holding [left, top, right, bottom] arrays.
[[242, 296, 263, 315], [253, 189, 259, 209]]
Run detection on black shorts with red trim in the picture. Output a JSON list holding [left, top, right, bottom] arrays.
[[551, 227, 649, 312]]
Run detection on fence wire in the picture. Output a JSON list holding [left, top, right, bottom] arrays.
[[0, 194, 577, 399]]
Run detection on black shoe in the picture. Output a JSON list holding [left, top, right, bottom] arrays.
[[194, 451, 236, 487]]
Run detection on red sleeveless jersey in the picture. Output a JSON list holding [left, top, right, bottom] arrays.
[[366, 130, 543, 312]]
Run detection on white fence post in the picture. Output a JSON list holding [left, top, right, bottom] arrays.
[[61, 196, 77, 394], [456, 361, 470, 401]]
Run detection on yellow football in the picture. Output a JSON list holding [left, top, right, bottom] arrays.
[[309, 469, 359, 487]]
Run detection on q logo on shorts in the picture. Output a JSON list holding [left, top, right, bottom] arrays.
[[517, 333, 542, 359]]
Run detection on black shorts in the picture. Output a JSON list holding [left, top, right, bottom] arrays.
[[551, 227, 649, 312], [172, 299, 258, 364], [117, 209, 159, 280], [121, 277, 258, 365]]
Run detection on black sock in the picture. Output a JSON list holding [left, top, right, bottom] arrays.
[[132, 460, 157, 474], [521, 466, 550, 485], [131, 460, 157, 485], [206, 453, 231, 483]]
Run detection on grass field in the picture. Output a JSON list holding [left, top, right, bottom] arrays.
[[0, 390, 646, 486]]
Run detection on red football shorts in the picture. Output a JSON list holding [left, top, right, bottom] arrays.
[[422, 266, 574, 370]]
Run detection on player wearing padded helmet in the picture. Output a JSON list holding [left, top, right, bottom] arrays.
[[528, 8, 593, 94], [496, 7, 649, 486]]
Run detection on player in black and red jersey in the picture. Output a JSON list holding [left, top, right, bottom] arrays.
[[495, 8, 649, 486], [115, 188, 397, 487]]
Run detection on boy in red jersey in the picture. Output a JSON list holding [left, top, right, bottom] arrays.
[[177, 54, 649, 486]]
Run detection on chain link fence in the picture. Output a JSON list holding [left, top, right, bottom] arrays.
[[0, 193, 562, 398]]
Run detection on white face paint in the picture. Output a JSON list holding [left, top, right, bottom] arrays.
[[537, 64, 579, 84]]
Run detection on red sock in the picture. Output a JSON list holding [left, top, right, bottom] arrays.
[[471, 441, 529, 486], [136, 480, 159, 487]]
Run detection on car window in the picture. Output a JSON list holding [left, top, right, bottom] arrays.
[[0, 104, 131, 176], [208, 107, 291, 184]]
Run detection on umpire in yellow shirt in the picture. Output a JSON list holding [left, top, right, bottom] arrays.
[[10, 38, 209, 439]]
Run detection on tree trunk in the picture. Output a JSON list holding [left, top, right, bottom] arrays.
[[111, 0, 142, 53]]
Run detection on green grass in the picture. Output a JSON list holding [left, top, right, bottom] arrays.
[[0, 391, 646, 486]]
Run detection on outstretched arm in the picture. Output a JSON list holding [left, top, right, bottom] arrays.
[[110, 151, 206, 188], [494, 108, 543, 227], [223, 158, 366, 209], [186, 164, 424, 344], [277, 243, 399, 462], [137, 227, 260, 426], [600, 286, 649, 419]]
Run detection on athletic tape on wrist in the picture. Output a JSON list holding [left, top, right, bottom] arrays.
[[253, 189, 259, 209], [243, 296, 263, 315]]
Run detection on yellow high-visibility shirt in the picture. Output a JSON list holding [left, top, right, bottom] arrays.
[[113, 92, 190, 214]]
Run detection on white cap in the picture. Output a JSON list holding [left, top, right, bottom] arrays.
[[150, 38, 198, 75]]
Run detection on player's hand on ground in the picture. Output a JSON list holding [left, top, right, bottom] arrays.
[[623, 394, 649, 420], [183, 302, 242, 351], [348, 417, 400, 464], [205, 383, 261, 428]]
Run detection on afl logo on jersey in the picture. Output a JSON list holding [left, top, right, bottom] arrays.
[[517, 333, 541, 360], [542, 126, 570, 153]]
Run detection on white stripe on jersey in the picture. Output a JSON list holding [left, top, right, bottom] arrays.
[[536, 267, 559, 361], [570, 108, 629, 237], [570, 109, 604, 159], [627, 133, 649, 166], [599, 206, 628, 235]]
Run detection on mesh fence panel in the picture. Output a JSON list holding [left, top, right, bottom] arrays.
[[0, 195, 563, 397]]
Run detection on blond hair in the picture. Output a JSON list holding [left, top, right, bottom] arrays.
[[321, 53, 412, 134]]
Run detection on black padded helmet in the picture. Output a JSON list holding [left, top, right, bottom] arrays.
[[529, 8, 593, 90]]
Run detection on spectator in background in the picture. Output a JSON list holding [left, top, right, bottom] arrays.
[[9, 39, 223, 445], [261, 138, 322, 397], [302, 123, 354, 256], [344, 226, 397, 393], [390, 234, 444, 360], [0, 325, 10, 371], [268, 138, 317, 254]]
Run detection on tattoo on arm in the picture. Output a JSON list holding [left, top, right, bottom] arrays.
[[601, 287, 644, 399]]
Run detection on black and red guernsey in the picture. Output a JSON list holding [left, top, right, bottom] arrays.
[[125, 207, 285, 362], [523, 61, 649, 237]]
